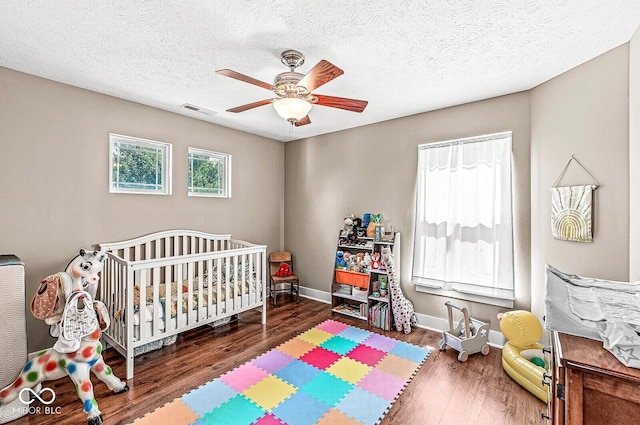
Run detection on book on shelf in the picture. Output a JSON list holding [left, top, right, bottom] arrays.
[[368, 301, 390, 330], [334, 303, 366, 317]]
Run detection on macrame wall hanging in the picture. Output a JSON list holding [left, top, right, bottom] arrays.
[[550, 155, 599, 243]]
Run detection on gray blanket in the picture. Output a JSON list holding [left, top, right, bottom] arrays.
[[545, 264, 640, 367]]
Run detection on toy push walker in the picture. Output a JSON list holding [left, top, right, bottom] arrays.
[[438, 301, 490, 362]]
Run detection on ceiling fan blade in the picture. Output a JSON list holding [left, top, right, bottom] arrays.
[[294, 115, 311, 127], [297, 60, 344, 92], [216, 69, 273, 91], [314, 94, 368, 113], [226, 99, 272, 113]]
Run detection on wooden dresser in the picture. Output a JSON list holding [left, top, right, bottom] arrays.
[[551, 331, 640, 424]]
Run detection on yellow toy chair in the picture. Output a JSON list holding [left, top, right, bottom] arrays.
[[500, 310, 549, 402]]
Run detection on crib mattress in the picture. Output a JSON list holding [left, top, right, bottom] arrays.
[[132, 292, 259, 341]]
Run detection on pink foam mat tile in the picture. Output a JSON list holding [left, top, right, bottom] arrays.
[[357, 368, 407, 401], [316, 319, 350, 334], [220, 363, 270, 392]]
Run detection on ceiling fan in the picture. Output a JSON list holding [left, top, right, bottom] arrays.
[[216, 50, 368, 126]]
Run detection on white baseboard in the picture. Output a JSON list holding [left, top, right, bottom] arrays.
[[299, 286, 331, 304], [299, 285, 505, 348]]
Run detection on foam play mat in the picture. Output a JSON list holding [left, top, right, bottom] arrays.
[[130, 319, 431, 425]]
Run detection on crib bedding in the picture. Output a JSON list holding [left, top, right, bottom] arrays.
[[132, 293, 257, 340], [133, 277, 255, 325]]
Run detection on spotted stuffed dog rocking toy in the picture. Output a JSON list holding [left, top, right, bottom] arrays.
[[0, 249, 129, 425]]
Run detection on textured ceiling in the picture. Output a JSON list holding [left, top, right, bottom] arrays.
[[1, 1, 639, 142]]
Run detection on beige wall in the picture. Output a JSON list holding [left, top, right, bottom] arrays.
[[2, 34, 635, 351], [0, 67, 285, 351], [285, 93, 531, 331], [630, 26, 640, 280], [530, 45, 630, 319]]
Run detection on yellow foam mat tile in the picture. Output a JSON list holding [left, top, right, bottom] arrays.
[[297, 328, 334, 345], [242, 375, 297, 411], [326, 357, 372, 384]]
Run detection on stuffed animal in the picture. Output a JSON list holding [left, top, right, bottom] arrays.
[[349, 255, 359, 272], [363, 252, 372, 269], [362, 213, 372, 229], [335, 251, 347, 268], [341, 214, 356, 237], [382, 247, 417, 334], [366, 213, 382, 238], [371, 252, 381, 270], [274, 263, 293, 277]]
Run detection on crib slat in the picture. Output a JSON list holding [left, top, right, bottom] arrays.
[[164, 241, 172, 333], [186, 260, 194, 325], [139, 268, 147, 342], [240, 254, 246, 307], [249, 253, 254, 303], [152, 268, 160, 337], [206, 258, 213, 318], [196, 259, 204, 320], [224, 258, 230, 313], [216, 258, 222, 317]]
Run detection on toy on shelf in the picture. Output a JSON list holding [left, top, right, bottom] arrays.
[[0, 249, 129, 425], [341, 214, 356, 237], [438, 301, 490, 362], [378, 276, 388, 297], [366, 213, 382, 238], [362, 213, 372, 229], [370, 252, 381, 270]]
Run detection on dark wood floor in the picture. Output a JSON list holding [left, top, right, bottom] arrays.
[[8, 297, 547, 425]]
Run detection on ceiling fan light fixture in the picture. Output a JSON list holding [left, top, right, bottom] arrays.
[[273, 97, 312, 123]]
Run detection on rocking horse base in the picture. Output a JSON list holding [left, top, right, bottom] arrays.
[[88, 414, 103, 425]]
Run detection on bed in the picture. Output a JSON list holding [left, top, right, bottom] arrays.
[[98, 229, 267, 379]]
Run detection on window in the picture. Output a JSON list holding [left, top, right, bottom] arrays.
[[188, 148, 231, 198], [412, 132, 514, 307], [109, 134, 172, 195]]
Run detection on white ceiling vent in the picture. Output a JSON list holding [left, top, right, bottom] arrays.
[[180, 103, 216, 115]]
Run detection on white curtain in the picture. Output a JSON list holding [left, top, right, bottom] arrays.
[[412, 133, 514, 300]]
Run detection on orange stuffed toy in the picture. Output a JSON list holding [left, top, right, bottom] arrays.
[[274, 263, 293, 277]]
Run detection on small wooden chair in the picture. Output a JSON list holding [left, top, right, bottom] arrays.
[[269, 251, 300, 306]]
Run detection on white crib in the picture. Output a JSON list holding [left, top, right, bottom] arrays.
[[99, 229, 267, 379]]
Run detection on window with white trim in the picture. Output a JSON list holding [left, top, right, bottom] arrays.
[[188, 148, 231, 198], [412, 132, 514, 307], [109, 134, 172, 195]]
